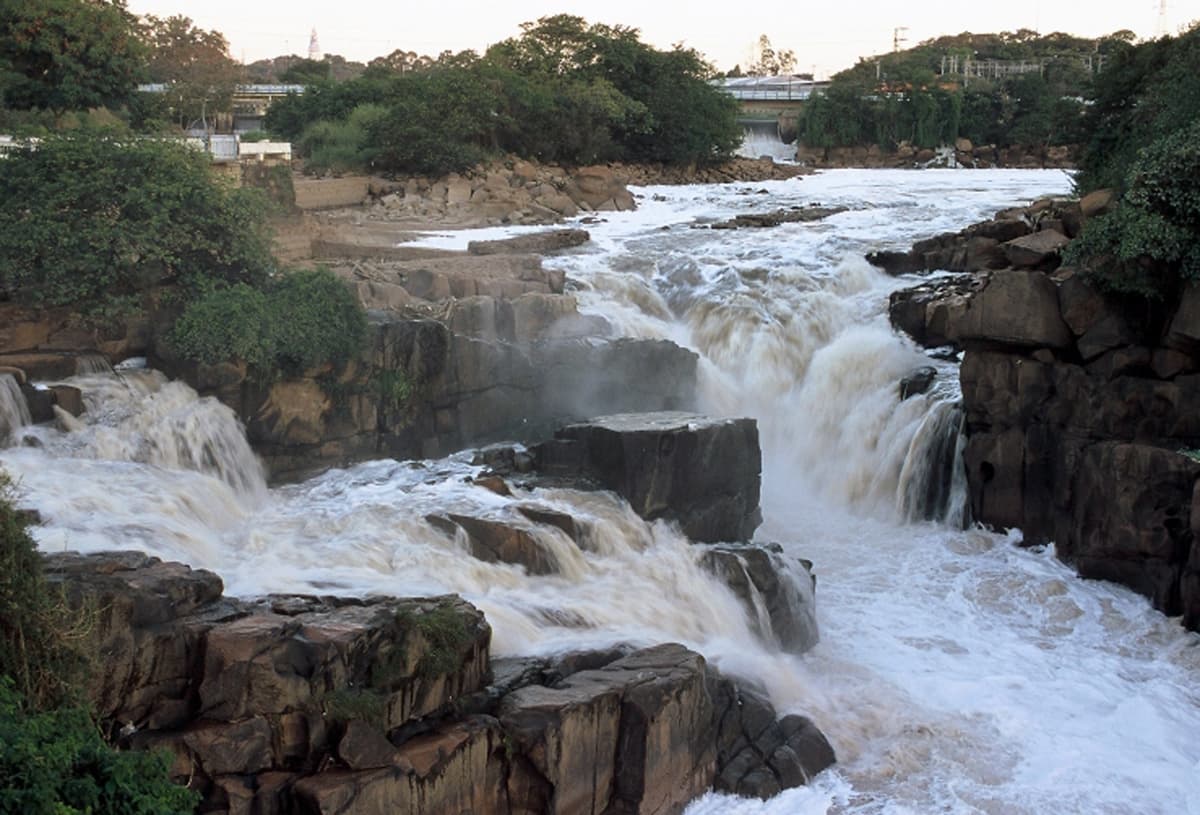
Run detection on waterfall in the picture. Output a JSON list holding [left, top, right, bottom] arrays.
[[898, 400, 969, 526], [0, 373, 31, 445], [735, 121, 796, 162], [16, 370, 267, 501], [75, 353, 113, 375], [7, 170, 1199, 814]]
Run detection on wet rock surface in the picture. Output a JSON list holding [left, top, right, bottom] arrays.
[[707, 206, 848, 230], [699, 542, 819, 653], [46, 552, 834, 814], [534, 412, 762, 542], [886, 196, 1200, 630]]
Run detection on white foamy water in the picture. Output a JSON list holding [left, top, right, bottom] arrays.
[[736, 122, 797, 162], [2, 169, 1197, 813], [0, 373, 31, 443]]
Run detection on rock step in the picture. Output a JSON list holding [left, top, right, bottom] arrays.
[[47, 551, 836, 814]]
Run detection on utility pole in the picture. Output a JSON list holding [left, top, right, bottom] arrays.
[[893, 27, 908, 52]]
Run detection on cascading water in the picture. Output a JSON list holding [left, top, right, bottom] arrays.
[[736, 121, 796, 162], [2, 169, 1198, 814], [0, 373, 31, 444]]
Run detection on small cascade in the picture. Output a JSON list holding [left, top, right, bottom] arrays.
[[75, 353, 114, 375], [19, 370, 267, 500], [735, 121, 796, 162], [897, 400, 969, 526], [0, 374, 31, 444]]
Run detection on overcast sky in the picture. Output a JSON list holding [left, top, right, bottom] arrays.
[[126, 0, 1200, 78]]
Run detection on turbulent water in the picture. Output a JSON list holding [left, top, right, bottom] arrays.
[[735, 122, 797, 162], [3, 169, 1198, 813]]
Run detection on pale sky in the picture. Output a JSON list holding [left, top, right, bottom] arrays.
[[126, 0, 1200, 79]]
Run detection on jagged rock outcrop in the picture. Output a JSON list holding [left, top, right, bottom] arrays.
[[533, 412, 762, 542], [868, 196, 1077, 278], [707, 206, 848, 230], [887, 203, 1200, 629], [699, 543, 819, 653], [45, 552, 835, 814]]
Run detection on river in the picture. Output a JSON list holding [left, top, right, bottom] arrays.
[[2, 169, 1197, 813]]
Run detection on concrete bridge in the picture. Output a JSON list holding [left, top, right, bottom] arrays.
[[714, 76, 829, 142]]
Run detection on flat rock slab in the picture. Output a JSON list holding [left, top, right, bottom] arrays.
[[536, 412, 762, 542], [709, 206, 847, 230], [467, 228, 590, 255]]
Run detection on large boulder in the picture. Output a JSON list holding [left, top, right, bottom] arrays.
[[708, 677, 835, 798], [536, 412, 761, 542], [293, 717, 509, 815], [949, 271, 1073, 350], [1003, 229, 1070, 269], [699, 543, 819, 653]]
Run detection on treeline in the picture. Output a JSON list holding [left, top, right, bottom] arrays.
[[800, 29, 1132, 151], [264, 15, 742, 175], [1066, 24, 1200, 298]]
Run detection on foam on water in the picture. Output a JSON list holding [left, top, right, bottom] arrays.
[[0, 373, 31, 444], [2, 169, 1197, 813]]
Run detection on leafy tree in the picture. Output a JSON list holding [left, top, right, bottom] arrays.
[[364, 68, 494, 174], [0, 133, 273, 307], [298, 102, 386, 172], [745, 34, 796, 76], [0, 0, 146, 118], [139, 14, 242, 130], [1068, 118, 1200, 298], [1076, 24, 1200, 192], [168, 269, 368, 376], [278, 57, 332, 85], [366, 49, 433, 75]]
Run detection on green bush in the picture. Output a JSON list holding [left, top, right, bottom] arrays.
[[0, 474, 85, 710], [0, 133, 273, 308], [298, 104, 387, 173], [0, 680, 198, 815], [0, 475, 197, 814], [168, 269, 368, 375], [1066, 119, 1200, 298]]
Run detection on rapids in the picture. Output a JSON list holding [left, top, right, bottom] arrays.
[[2, 169, 1197, 813]]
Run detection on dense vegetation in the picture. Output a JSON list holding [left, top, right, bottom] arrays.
[[168, 269, 368, 375], [0, 134, 272, 307], [1066, 25, 1200, 299], [265, 15, 742, 175], [800, 29, 1123, 151], [0, 474, 198, 814], [0, 132, 368, 374]]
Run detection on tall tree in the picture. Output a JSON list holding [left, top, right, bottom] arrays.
[[140, 14, 241, 129], [0, 0, 145, 118], [745, 35, 796, 76]]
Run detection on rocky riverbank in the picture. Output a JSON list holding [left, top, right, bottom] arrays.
[[26, 408, 833, 814], [880, 191, 1200, 631], [797, 139, 1077, 170]]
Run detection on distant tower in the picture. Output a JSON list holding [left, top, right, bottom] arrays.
[[308, 28, 322, 61], [1156, 0, 1169, 37]]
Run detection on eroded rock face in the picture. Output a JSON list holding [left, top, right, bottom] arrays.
[[536, 412, 762, 542], [886, 208, 1200, 630], [699, 543, 819, 654], [47, 552, 836, 814], [709, 678, 835, 799]]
